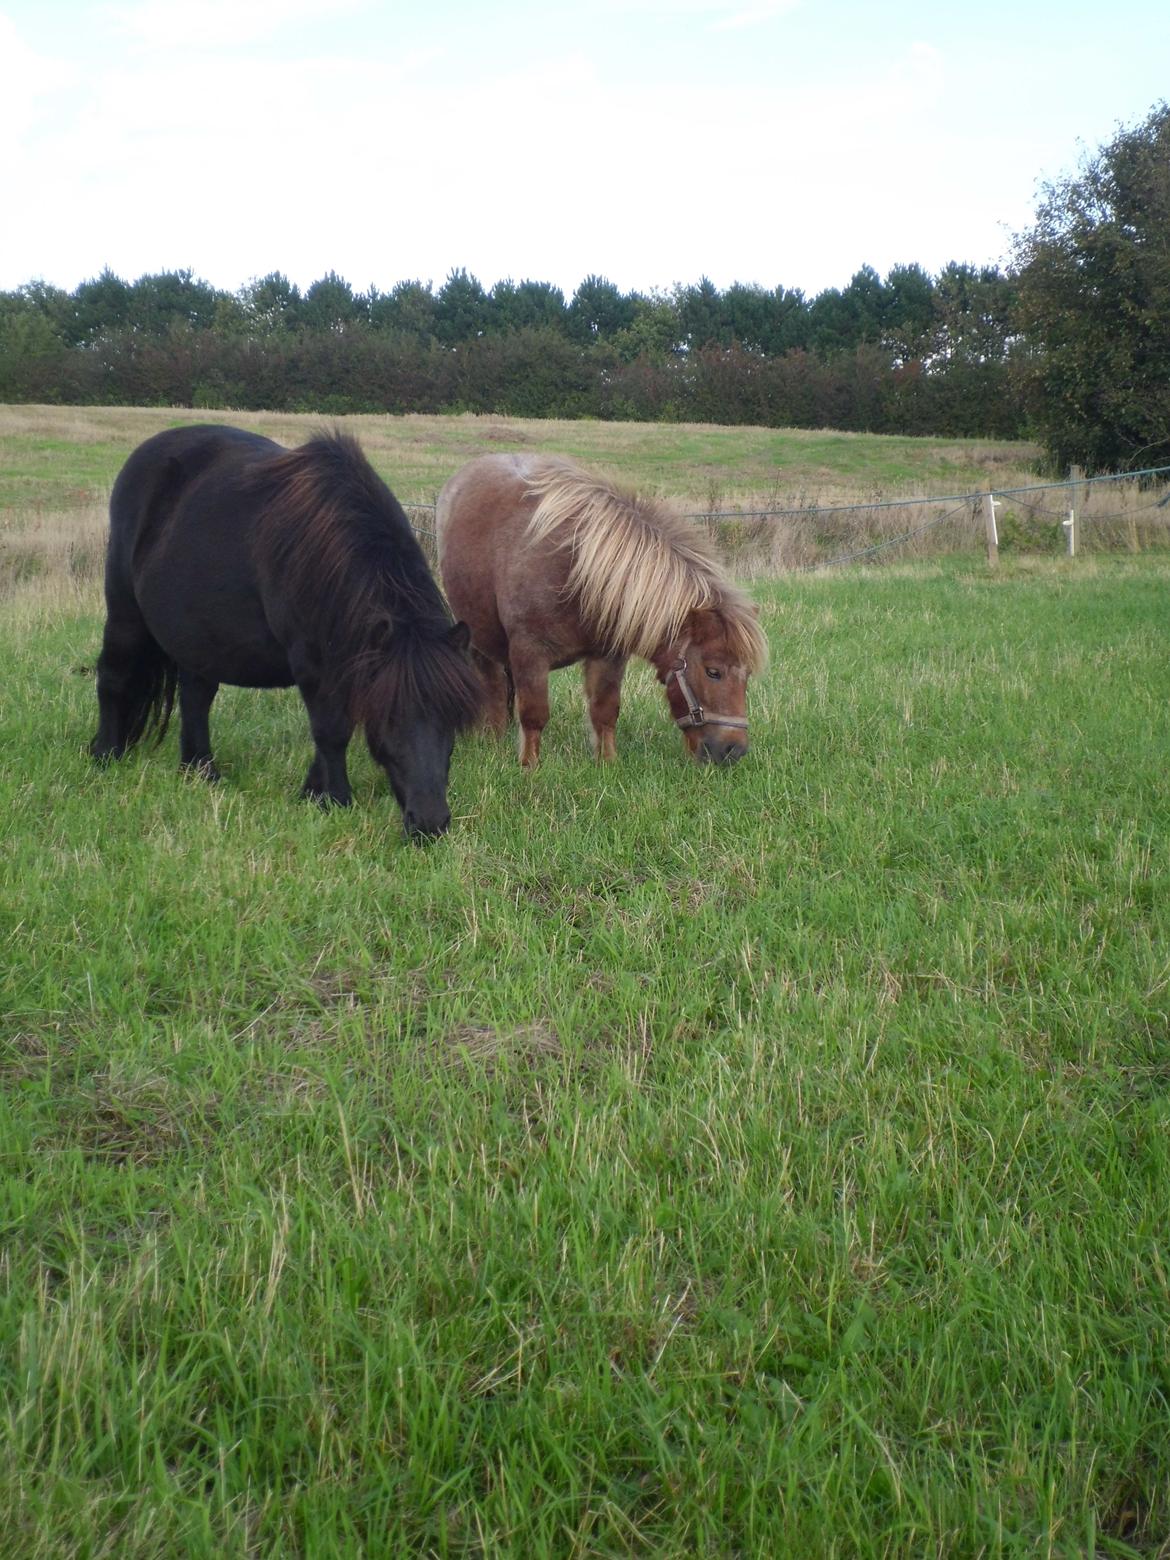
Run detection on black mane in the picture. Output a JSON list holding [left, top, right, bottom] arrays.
[[250, 431, 480, 728]]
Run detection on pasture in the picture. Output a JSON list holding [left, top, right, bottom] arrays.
[[2, 408, 1169, 1556]]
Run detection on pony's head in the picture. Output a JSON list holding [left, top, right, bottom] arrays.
[[654, 602, 768, 765], [356, 619, 481, 839]]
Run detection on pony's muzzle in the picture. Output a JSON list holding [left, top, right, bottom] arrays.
[[403, 806, 451, 841], [698, 734, 748, 765]]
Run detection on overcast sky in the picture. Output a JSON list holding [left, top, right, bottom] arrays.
[[2, 0, 1167, 302]]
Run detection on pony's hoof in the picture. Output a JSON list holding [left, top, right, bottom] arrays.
[[302, 785, 352, 808], [182, 758, 221, 782]]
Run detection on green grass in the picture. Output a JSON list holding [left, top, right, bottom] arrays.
[[3, 554, 1169, 1556], [0, 405, 1041, 517]]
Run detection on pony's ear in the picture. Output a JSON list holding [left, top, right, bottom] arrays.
[[447, 620, 472, 652]]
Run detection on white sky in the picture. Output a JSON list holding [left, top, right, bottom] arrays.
[[2, 0, 1168, 301]]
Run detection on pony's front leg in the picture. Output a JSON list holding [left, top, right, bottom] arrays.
[[474, 648, 513, 735], [583, 655, 627, 761], [290, 646, 353, 805], [178, 670, 221, 780], [298, 695, 354, 805], [509, 641, 551, 768]]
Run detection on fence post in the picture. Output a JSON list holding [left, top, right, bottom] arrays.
[[983, 493, 999, 569], [1068, 465, 1085, 558], [1063, 507, 1076, 557]]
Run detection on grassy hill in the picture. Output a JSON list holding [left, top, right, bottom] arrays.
[[0, 403, 1040, 513]]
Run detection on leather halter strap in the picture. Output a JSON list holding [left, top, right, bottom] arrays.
[[666, 657, 749, 732]]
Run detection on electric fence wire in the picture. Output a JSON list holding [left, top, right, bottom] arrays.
[[678, 461, 1170, 524], [795, 500, 973, 571], [1002, 491, 1170, 524], [402, 464, 1170, 558]]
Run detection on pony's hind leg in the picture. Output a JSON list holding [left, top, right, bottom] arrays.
[[178, 670, 221, 780], [583, 655, 627, 761], [90, 605, 175, 761]]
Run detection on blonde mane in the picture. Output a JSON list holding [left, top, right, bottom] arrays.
[[523, 459, 768, 669]]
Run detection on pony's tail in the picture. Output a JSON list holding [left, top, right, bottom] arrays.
[[119, 642, 179, 749]]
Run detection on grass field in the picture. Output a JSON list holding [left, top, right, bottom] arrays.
[[2, 410, 1170, 1556], [0, 403, 1040, 516]]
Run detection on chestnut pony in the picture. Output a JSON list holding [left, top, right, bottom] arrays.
[[91, 425, 481, 838], [436, 453, 768, 767]]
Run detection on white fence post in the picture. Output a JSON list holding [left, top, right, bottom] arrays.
[[983, 493, 1000, 569], [1063, 507, 1076, 556]]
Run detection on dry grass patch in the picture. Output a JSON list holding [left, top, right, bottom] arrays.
[[0, 501, 107, 601], [441, 1021, 564, 1072]]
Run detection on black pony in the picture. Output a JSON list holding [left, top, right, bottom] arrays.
[[91, 425, 481, 838]]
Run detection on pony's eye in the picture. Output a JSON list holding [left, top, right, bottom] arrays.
[[704, 667, 722, 681]]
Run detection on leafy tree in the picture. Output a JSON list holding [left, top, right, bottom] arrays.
[[2, 280, 72, 342], [367, 280, 436, 339], [299, 271, 364, 334], [566, 275, 637, 342], [71, 269, 133, 344], [719, 284, 769, 352], [488, 279, 566, 334], [676, 276, 723, 349], [1013, 101, 1170, 471], [712, 284, 810, 356], [881, 263, 935, 363], [240, 272, 301, 335], [807, 266, 888, 355], [767, 286, 811, 355], [0, 307, 67, 399], [433, 268, 490, 344], [610, 292, 682, 362], [932, 263, 1016, 364], [129, 270, 223, 334]]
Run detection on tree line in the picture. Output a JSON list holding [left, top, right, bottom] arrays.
[[0, 261, 1022, 440], [2, 103, 1167, 471]]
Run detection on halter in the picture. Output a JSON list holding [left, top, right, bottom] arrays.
[[665, 657, 749, 733]]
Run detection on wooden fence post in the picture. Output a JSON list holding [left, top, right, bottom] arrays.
[[983, 493, 999, 569]]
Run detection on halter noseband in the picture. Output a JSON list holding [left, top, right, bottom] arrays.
[[665, 657, 749, 733]]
